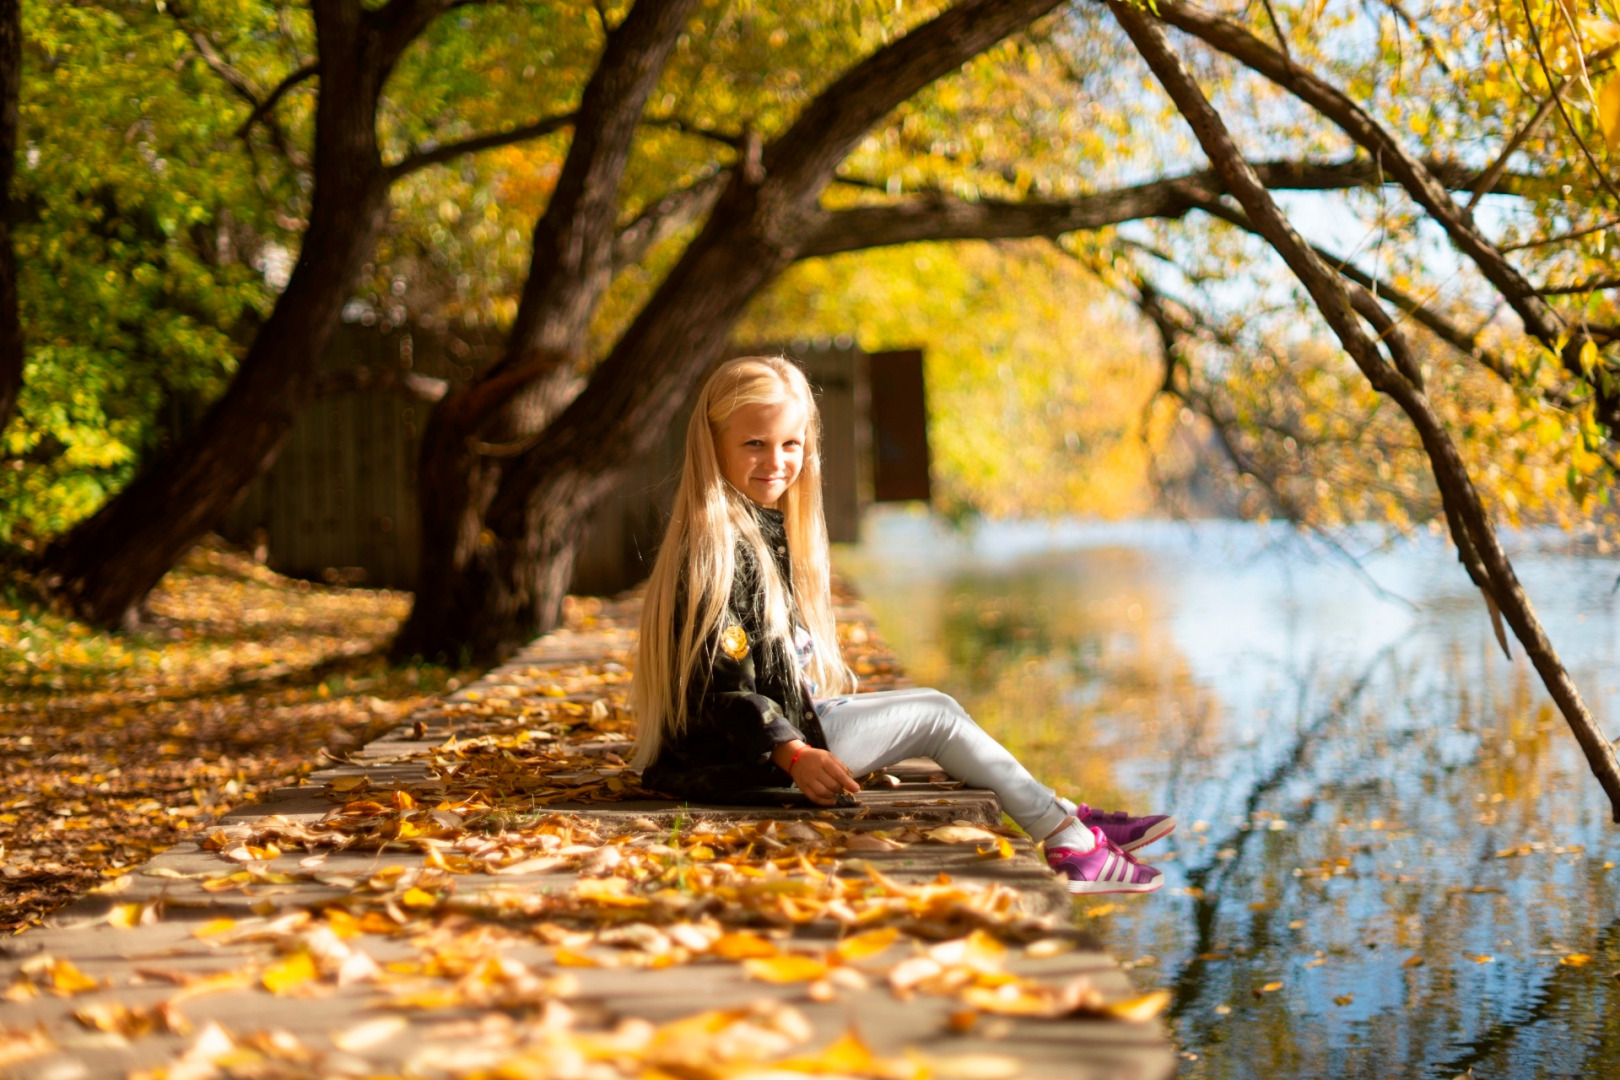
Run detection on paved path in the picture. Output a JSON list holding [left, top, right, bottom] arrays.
[[0, 595, 1176, 1080]]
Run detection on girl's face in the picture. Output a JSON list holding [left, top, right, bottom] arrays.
[[717, 398, 807, 508]]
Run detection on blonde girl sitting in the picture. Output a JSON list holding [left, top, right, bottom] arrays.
[[631, 356, 1172, 895]]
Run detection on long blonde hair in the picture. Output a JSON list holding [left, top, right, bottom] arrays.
[[631, 356, 855, 769]]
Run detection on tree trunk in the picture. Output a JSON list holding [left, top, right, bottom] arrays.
[[0, 0, 22, 436], [40, 1, 393, 627], [394, 0, 701, 662], [398, 0, 1068, 663]]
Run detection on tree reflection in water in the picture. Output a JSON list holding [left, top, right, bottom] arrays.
[[840, 514, 1620, 1080]]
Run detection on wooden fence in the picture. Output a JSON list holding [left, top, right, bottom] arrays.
[[224, 330, 929, 594]]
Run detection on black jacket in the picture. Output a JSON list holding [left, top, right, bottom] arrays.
[[639, 505, 829, 802]]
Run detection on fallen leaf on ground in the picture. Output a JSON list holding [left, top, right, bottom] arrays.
[[744, 955, 830, 983], [927, 826, 1000, 845], [330, 1016, 407, 1052], [262, 951, 319, 995]]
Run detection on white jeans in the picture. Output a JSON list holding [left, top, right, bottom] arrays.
[[815, 687, 1070, 839]]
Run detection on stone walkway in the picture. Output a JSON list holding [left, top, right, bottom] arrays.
[[0, 594, 1175, 1080]]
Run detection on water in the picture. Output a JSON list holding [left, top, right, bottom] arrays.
[[838, 511, 1620, 1080]]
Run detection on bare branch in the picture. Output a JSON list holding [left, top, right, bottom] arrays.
[[367, 0, 463, 77], [1501, 216, 1620, 251], [1467, 79, 1565, 212], [640, 115, 746, 149], [1380, 0, 1453, 76], [612, 168, 728, 271], [1144, 0, 1620, 428], [387, 112, 576, 181], [801, 157, 1541, 259], [234, 63, 318, 139], [181, 27, 260, 106], [164, 4, 305, 162], [1112, 0, 1620, 818], [1537, 276, 1620, 295], [1187, 196, 1528, 396]]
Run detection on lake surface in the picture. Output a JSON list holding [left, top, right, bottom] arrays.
[[838, 512, 1620, 1080]]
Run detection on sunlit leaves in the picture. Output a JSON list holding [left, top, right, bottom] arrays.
[[738, 240, 1160, 520], [0, 540, 466, 932]]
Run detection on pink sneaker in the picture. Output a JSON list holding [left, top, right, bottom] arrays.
[[1077, 803, 1176, 853], [1047, 828, 1163, 895]]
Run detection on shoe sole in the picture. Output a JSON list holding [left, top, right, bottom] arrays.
[[1117, 817, 1176, 854], [1063, 876, 1163, 895]]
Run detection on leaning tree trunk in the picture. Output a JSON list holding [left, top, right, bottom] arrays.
[[1111, 0, 1620, 818], [399, 0, 1068, 663], [0, 0, 22, 436], [395, 0, 699, 663], [40, 3, 392, 627]]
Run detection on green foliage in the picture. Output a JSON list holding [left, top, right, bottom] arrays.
[[3, 1, 296, 544]]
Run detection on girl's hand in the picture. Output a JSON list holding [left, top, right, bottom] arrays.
[[774, 741, 860, 806]]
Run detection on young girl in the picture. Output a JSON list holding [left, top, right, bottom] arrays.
[[631, 356, 1172, 895]]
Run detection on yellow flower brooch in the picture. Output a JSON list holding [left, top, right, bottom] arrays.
[[720, 624, 750, 660]]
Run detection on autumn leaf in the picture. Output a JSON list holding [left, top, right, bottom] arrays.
[[927, 825, 1001, 845], [261, 951, 319, 995], [976, 837, 1016, 860], [105, 902, 146, 929], [399, 887, 439, 909], [834, 927, 899, 963], [712, 932, 780, 960], [30, 958, 103, 997], [1598, 75, 1620, 151], [191, 918, 237, 940], [777, 1027, 879, 1072], [1098, 989, 1171, 1023], [0, 1026, 55, 1069], [330, 1016, 407, 1052], [553, 949, 597, 968], [743, 955, 831, 983], [73, 1001, 189, 1039]]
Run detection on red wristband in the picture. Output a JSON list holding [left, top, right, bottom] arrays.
[[788, 748, 805, 773]]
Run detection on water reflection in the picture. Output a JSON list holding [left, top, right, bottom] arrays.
[[839, 513, 1620, 1080]]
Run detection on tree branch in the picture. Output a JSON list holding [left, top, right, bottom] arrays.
[[761, 0, 1068, 195], [233, 62, 318, 139], [367, 0, 463, 78], [641, 115, 746, 149], [1111, 0, 1620, 819], [387, 111, 576, 181], [1536, 276, 1620, 296], [612, 168, 728, 271], [1141, 0, 1620, 430], [800, 157, 1546, 259], [1501, 216, 1620, 251], [1466, 78, 1565, 212], [1185, 196, 1533, 399]]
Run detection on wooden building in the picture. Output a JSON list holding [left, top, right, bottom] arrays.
[[224, 328, 931, 594]]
